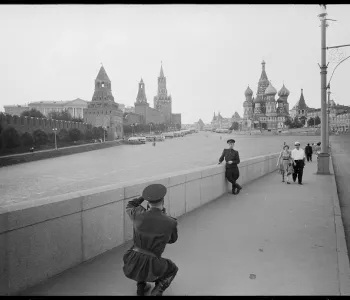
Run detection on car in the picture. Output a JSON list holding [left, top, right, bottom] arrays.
[[128, 137, 143, 144]]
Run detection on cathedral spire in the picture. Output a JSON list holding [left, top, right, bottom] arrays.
[[160, 62, 164, 78], [259, 60, 268, 82]]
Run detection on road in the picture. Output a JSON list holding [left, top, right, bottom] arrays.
[[0, 132, 319, 206], [330, 135, 350, 253]]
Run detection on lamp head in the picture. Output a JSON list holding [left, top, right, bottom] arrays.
[[318, 4, 327, 19]]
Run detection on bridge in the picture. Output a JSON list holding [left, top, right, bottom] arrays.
[[2, 154, 350, 296]]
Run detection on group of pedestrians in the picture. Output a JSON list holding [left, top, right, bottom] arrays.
[[276, 141, 321, 185], [121, 138, 322, 296]]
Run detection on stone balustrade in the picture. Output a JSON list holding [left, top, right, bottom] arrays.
[[0, 152, 279, 295]]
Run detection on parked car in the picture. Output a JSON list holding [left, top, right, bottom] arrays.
[[128, 137, 143, 144]]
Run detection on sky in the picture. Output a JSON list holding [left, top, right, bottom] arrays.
[[0, 4, 350, 124]]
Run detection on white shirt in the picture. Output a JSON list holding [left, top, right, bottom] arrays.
[[291, 148, 306, 160]]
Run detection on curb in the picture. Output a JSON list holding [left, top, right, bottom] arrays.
[[329, 152, 350, 295]]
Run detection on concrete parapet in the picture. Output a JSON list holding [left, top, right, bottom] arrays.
[[0, 153, 279, 295]]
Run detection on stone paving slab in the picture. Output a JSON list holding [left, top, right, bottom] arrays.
[[21, 158, 350, 296]]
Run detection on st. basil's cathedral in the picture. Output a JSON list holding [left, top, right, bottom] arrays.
[[242, 60, 290, 130]]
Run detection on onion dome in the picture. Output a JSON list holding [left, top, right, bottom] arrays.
[[254, 95, 261, 103], [244, 85, 253, 97], [264, 81, 277, 95], [278, 84, 290, 97]]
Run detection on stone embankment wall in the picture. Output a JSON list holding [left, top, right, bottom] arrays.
[[0, 153, 279, 295]]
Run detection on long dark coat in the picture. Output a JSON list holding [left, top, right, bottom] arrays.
[[123, 197, 178, 283], [219, 148, 240, 180]]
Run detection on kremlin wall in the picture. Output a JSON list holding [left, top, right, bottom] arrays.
[[0, 113, 92, 136]]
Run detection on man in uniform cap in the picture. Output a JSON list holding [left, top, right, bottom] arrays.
[[218, 139, 242, 194], [123, 183, 178, 296]]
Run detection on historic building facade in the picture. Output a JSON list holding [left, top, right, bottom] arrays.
[[4, 99, 89, 118], [289, 89, 308, 122], [84, 66, 123, 140], [133, 64, 181, 126], [211, 111, 241, 129], [242, 61, 290, 130]]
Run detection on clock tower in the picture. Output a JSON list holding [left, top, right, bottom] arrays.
[[154, 63, 172, 124]]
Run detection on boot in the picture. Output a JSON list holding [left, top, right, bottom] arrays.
[[235, 184, 242, 194], [150, 283, 164, 296], [137, 282, 152, 296]]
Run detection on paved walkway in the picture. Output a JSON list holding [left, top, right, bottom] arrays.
[[21, 158, 350, 296]]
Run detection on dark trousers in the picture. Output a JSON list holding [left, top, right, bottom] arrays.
[[225, 168, 241, 192], [293, 160, 304, 183], [306, 154, 312, 162], [137, 261, 178, 295]]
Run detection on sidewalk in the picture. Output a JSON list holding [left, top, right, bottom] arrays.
[[21, 159, 350, 296]]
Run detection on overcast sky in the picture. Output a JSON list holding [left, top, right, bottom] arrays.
[[1, 4, 349, 124]]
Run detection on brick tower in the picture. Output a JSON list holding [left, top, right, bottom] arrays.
[[153, 63, 172, 124], [84, 66, 124, 140]]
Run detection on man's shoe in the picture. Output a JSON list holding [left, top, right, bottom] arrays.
[[232, 189, 237, 195], [137, 283, 152, 296], [287, 182, 291, 184], [150, 284, 164, 296], [298, 182, 303, 185]]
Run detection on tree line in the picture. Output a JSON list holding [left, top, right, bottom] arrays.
[[0, 113, 107, 155], [20, 108, 84, 122], [284, 116, 321, 129]]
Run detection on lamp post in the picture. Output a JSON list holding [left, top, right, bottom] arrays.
[[317, 4, 330, 174], [52, 128, 58, 150], [103, 126, 106, 142]]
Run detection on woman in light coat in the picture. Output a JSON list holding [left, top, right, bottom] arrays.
[[276, 144, 294, 184]]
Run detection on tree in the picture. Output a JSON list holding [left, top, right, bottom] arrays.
[[48, 109, 72, 121], [68, 128, 82, 142], [299, 116, 307, 126], [84, 129, 93, 140], [1, 127, 20, 149], [291, 118, 303, 129], [33, 129, 48, 146], [20, 132, 34, 147], [71, 117, 84, 123], [92, 126, 104, 139], [315, 116, 321, 126], [58, 129, 69, 142], [284, 117, 292, 128], [230, 122, 239, 131], [21, 108, 46, 119], [307, 117, 315, 127]]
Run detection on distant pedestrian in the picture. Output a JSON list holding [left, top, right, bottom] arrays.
[[305, 143, 313, 162], [291, 141, 306, 185], [218, 139, 242, 195], [123, 184, 178, 296], [315, 142, 321, 157], [276, 144, 293, 184]]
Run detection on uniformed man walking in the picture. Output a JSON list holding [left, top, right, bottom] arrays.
[[218, 139, 242, 195], [123, 184, 178, 296]]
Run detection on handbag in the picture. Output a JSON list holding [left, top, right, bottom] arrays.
[[287, 162, 294, 175]]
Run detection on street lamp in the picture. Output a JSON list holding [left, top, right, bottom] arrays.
[[149, 123, 153, 134], [317, 4, 330, 174], [52, 128, 58, 150], [102, 126, 106, 142]]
